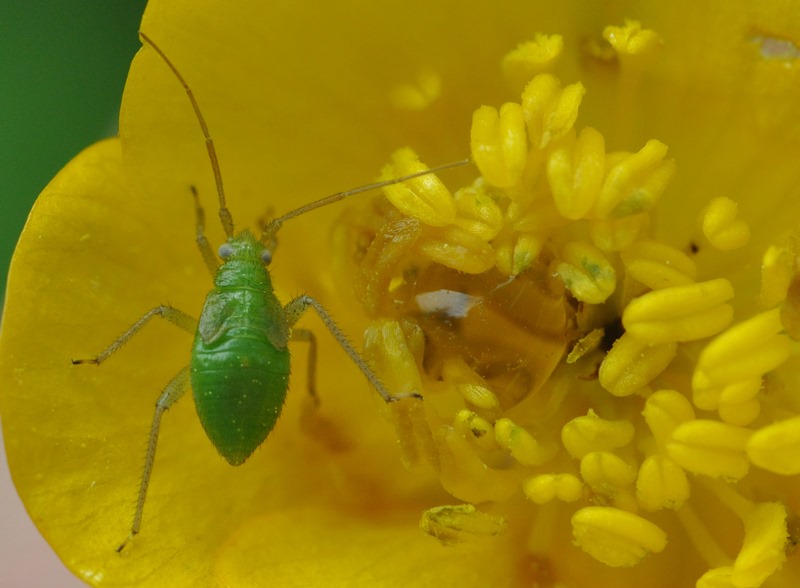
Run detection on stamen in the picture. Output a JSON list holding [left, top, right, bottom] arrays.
[[571, 506, 667, 567], [760, 242, 793, 307], [502, 34, 564, 89], [579, 451, 637, 501], [390, 70, 441, 111], [470, 103, 528, 188], [594, 140, 675, 219], [453, 410, 498, 452], [692, 309, 792, 413], [667, 420, 752, 480], [452, 184, 504, 241], [561, 410, 635, 459], [521, 73, 585, 149], [747, 415, 800, 475], [523, 474, 583, 504], [379, 148, 456, 226], [494, 418, 548, 466], [702, 197, 751, 251], [546, 127, 605, 220], [621, 240, 697, 289], [636, 455, 690, 511], [420, 504, 507, 545], [555, 241, 616, 303], [603, 20, 663, 60], [642, 389, 695, 447], [598, 333, 677, 397], [621, 278, 734, 345]]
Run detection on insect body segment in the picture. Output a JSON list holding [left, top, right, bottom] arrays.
[[191, 230, 290, 466]]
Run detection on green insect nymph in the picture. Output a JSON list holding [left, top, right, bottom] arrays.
[[71, 32, 468, 552], [192, 230, 290, 467]]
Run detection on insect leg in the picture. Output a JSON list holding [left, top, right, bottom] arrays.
[[117, 366, 191, 553], [290, 328, 318, 405], [71, 305, 197, 365], [283, 295, 421, 403], [190, 186, 220, 277]]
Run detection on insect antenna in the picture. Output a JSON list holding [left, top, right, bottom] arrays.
[[260, 158, 471, 245], [139, 32, 235, 239]]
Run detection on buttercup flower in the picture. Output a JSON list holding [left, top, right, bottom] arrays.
[[1, 1, 799, 587]]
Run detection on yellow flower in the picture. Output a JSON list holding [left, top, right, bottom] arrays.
[[2, 1, 800, 587]]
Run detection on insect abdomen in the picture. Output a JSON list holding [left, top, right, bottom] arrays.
[[191, 282, 291, 466]]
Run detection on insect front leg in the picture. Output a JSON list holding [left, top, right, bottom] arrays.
[[71, 305, 197, 365], [190, 185, 220, 278], [117, 366, 191, 553], [283, 295, 421, 403], [290, 328, 318, 405]]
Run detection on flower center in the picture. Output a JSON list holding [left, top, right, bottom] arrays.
[[334, 20, 797, 587]]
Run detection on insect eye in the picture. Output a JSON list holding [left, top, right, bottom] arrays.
[[261, 249, 273, 265], [218, 243, 234, 259]]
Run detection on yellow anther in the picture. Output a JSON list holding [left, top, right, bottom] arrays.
[[635, 454, 690, 511], [716, 379, 762, 426], [390, 69, 441, 111], [760, 243, 792, 307], [501, 33, 564, 89], [420, 504, 507, 546], [718, 396, 761, 427], [566, 328, 604, 363], [589, 213, 648, 252], [594, 140, 675, 219], [453, 184, 503, 241], [363, 318, 424, 398], [693, 309, 792, 410], [494, 418, 548, 466], [598, 333, 677, 397], [667, 420, 752, 480], [571, 506, 668, 567], [622, 279, 734, 345], [470, 102, 528, 188], [642, 389, 695, 447], [364, 319, 436, 466], [458, 383, 500, 412], [603, 20, 663, 58], [521, 73, 585, 149], [580, 451, 636, 494], [453, 410, 497, 452], [746, 415, 800, 475], [555, 241, 616, 303], [438, 425, 520, 503], [693, 376, 761, 415], [442, 357, 500, 411], [702, 197, 751, 251], [546, 126, 605, 220], [621, 240, 697, 290], [523, 473, 583, 504], [494, 231, 543, 276], [561, 409, 635, 459], [419, 225, 496, 274], [732, 502, 788, 587], [381, 148, 456, 226]]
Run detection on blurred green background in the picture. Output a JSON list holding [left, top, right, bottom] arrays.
[[1, 2, 147, 585], [1, 1, 148, 301]]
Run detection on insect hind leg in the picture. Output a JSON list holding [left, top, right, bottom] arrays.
[[283, 295, 421, 403], [290, 328, 318, 406], [117, 366, 191, 552]]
